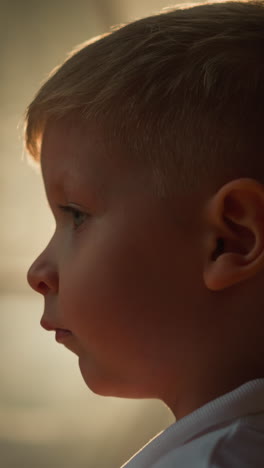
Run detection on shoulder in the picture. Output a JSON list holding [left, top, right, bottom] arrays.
[[151, 415, 264, 468]]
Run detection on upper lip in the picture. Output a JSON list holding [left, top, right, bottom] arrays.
[[40, 318, 69, 332]]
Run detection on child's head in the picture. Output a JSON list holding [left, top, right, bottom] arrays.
[[26, 1, 264, 419]]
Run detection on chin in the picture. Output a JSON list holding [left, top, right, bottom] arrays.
[[78, 357, 140, 398], [78, 356, 114, 396]]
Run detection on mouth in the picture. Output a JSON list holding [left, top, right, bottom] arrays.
[[41, 318, 72, 335], [55, 329, 73, 343]]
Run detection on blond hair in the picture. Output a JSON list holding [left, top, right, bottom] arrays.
[[25, 1, 264, 196]]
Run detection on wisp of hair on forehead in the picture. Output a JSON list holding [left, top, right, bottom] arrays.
[[25, 1, 264, 197]]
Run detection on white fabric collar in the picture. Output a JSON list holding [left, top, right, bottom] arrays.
[[122, 378, 264, 468]]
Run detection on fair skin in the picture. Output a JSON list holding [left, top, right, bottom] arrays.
[[27, 116, 264, 420]]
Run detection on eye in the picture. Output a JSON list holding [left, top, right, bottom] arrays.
[[59, 205, 88, 230]]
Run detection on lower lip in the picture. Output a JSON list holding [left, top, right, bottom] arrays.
[[55, 329, 72, 343]]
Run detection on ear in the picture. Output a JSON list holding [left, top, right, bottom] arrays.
[[203, 178, 264, 291]]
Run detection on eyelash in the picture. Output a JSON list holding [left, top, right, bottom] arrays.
[[58, 205, 88, 230]]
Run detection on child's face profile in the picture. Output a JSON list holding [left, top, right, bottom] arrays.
[[27, 116, 203, 402]]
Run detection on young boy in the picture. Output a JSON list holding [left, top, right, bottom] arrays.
[[25, 1, 264, 467]]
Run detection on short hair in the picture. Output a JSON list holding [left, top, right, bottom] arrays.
[[25, 1, 264, 197]]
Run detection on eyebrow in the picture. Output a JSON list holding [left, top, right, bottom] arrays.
[[45, 172, 107, 213]]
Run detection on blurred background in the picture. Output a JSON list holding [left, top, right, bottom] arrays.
[[0, 1, 200, 466]]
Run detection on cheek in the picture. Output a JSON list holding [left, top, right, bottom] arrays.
[[58, 231, 171, 365], [58, 242, 155, 394], [58, 217, 200, 352], [59, 238, 141, 337]]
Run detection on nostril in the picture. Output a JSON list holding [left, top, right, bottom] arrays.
[[27, 259, 59, 295], [27, 266, 50, 295], [38, 281, 50, 295]]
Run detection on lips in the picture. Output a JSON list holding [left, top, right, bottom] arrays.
[[55, 329, 72, 343], [40, 318, 71, 334]]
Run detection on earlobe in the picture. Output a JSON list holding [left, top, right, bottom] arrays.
[[203, 178, 264, 291], [204, 250, 264, 291]]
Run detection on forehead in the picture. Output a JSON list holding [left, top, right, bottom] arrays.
[[40, 117, 126, 201]]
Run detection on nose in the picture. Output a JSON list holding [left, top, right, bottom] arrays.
[[27, 249, 59, 295]]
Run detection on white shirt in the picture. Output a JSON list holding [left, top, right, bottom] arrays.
[[121, 379, 264, 468]]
